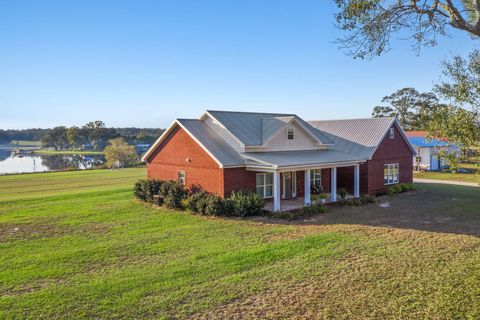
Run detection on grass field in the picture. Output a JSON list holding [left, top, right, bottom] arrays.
[[414, 170, 480, 184], [1, 169, 480, 319]]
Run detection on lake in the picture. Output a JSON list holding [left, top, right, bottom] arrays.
[[0, 149, 105, 175]]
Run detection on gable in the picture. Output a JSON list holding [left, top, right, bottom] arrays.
[[372, 123, 415, 159], [147, 125, 220, 169], [255, 121, 323, 152]]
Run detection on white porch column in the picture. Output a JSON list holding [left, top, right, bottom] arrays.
[[354, 164, 360, 197], [273, 171, 281, 211], [304, 169, 311, 206], [330, 167, 337, 202]]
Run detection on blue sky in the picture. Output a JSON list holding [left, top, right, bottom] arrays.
[[0, 0, 475, 129]]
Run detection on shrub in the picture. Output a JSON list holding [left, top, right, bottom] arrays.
[[360, 194, 376, 204], [299, 203, 326, 215], [146, 179, 164, 201], [228, 189, 264, 217], [185, 191, 210, 212], [222, 198, 235, 216], [160, 181, 186, 209], [133, 179, 165, 202], [133, 179, 149, 201], [204, 195, 224, 216], [387, 183, 414, 196], [338, 187, 348, 199]]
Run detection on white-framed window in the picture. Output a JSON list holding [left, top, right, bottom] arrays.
[[287, 127, 295, 140], [310, 169, 322, 187], [415, 156, 422, 163], [256, 173, 273, 198], [389, 127, 395, 139], [384, 163, 399, 185], [177, 171, 185, 186]]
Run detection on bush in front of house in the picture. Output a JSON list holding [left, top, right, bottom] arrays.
[[161, 181, 187, 209], [133, 179, 164, 202], [226, 189, 265, 217], [360, 194, 377, 205], [387, 183, 414, 196], [135, 179, 264, 217], [184, 190, 209, 212], [337, 187, 348, 199], [133, 179, 149, 201], [133, 179, 186, 208]]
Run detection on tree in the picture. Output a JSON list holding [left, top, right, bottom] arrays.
[[334, 0, 480, 59], [82, 121, 118, 150], [103, 138, 138, 168], [41, 126, 68, 150], [0, 130, 10, 144], [435, 49, 480, 113], [426, 104, 480, 158], [372, 88, 440, 130]]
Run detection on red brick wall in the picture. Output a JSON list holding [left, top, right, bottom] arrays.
[[146, 126, 224, 196], [366, 123, 413, 194], [337, 166, 354, 192], [223, 167, 256, 197]]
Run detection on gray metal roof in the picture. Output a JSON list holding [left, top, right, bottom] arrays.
[[308, 117, 396, 159], [207, 110, 334, 145], [177, 119, 245, 167], [261, 116, 294, 143], [243, 149, 365, 168]]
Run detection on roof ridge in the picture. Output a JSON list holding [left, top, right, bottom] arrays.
[[309, 117, 395, 122], [207, 109, 296, 116]]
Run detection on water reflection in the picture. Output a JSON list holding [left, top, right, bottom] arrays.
[[0, 150, 105, 175]]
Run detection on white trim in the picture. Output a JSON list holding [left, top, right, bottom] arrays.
[[354, 164, 360, 197], [330, 167, 337, 202], [287, 127, 295, 141], [141, 121, 178, 162], [256, 172, 274, 199], [384, 163, 400, 185], [262, 117, 325, 146], [140, 120, 225, 168], [201, 111, 246, 148], [369, 119, 416, 159], [273, 171, 281, 211], [304, 169, 311, 206]]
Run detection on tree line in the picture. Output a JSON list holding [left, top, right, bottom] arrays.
[[0, 121, 164, 151]]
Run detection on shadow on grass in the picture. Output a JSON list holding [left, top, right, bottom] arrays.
[[251, 184, 480, 237]]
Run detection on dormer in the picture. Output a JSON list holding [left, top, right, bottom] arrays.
[[247, 116, 332, 152]]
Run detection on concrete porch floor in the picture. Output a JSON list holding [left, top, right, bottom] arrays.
[[264, 195, 338, 212], [264, 197, 307, 212]]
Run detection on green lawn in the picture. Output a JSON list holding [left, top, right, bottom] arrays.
[[414, 171, 480, 184], [1, 169, 480, 319]]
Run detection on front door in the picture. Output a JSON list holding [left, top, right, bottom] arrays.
[[283, 172, 295, 199]]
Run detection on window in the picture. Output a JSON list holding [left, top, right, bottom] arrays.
[[415, 156, 422, 163], [256, 173, 273, 198], [177, 171, 185, 186], [287, 128, 295, 140], [384, 163, 399, 185], [389, 127, 395, 139], [310, 169, 322, 187]]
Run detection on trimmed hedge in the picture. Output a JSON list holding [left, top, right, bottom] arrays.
[[134, 180, 265, 217]]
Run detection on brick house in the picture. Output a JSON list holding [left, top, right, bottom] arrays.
[[142, 110, 415, 211]]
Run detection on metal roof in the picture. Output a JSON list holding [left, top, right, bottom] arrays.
[[177, 119, 245, 167], [408, 137, 450, 148], [206, 110, 334, 146], [243, 149, 365, 168], [308, 117, 399, 159]]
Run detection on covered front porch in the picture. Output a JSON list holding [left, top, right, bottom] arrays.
[[243, 149, 365, 212]]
